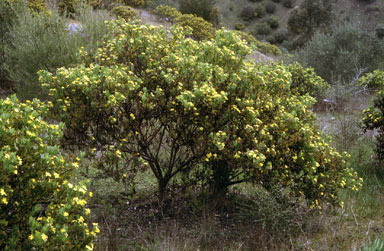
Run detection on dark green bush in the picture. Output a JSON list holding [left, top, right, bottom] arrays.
[[179, 0, 215, 22], [234, 22, 245, 31], [265, 1, 276, 13], [255, 21, 271, 35], [375, 23, 384, 39], [287, 0, 333, 48], [272, 0, 281, 2], [267, 15, 279, 29], [274, 29, 288, 43], [283, 0, 294, 8], [0, 95, 98, 250], [3, 5, 112, 100], [111, 5, 137, 19], [253, 3, 265, 18], [295, 21, 384, 84], [240, 6, 254, 21]]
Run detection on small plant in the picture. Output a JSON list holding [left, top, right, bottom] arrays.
[[234, 22, 245, 31], [178, 0, 215, 22], [267, 15, 279, 29], [255, 21, 271, 35], [272, 0, 281, 2], [265, 1, 276, 13], [240, 6, 254, 21], [0, 95, 98, 250], [111, 5, 137, 19], [283, 0, 294, 8], [361, 238, 384, 251], [253, 3, 265, 18], [375, 23, 384, 39], [234, 30, 282, 55]]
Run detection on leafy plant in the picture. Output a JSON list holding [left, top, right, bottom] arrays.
[[154, 4, 182, 21], [267, 15, 279, 29], [0, 95, 98, 250], [253, 3, 265, 18], [265, 1, 276, 14], [178, 0, 215, 23], [255, 21, 271, 35], [287, 0, 333, 48], [111, 5, 137, 19], [361, 238, 384, 251], [295, 21, 384, 84]]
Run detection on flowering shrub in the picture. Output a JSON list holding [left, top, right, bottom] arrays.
[[40, 19, 362, 207], [154, 5, 215, 40], [361, 70, 384, 161], [154, 5, 182, 21], [0, 95, 98, 250]]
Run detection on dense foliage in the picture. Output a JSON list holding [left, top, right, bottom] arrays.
[[0, 95, 98, 250], [361, 70, 384, 161], [287, 0, 333, 48], [296, 21, 384, 84], [40, 19, 362, 207]]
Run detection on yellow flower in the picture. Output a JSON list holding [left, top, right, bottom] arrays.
[[41, 233, 48, 242], [1, 198, 8, 205]]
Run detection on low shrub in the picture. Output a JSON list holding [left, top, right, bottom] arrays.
[[3, 5, 112, 100], [154, 4, 182, 21], [111, 5, 137, 19], [255, 21, 271, 35], [283, 0, 294, 8], [362, 81, 384, 161], [267, 15, 279, 29], [58, 0, 85, 17], [272, 0, 281, 2], [124, 0, 146, 7], [240, 6, 254, 21], [357, 70, 384, 90], [274, 29, 288, 43], [174, 13, 215, 40], [265, 1, 276, 13], [375, 23, 384, 39], [0, 95, 98, 250], [253, 3, 265, 18], [178, 0, 215, 22], [295, 21, 384, 84], [234, 22, 245, 31], [234, 30, 282, 55]]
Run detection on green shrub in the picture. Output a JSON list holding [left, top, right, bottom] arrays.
[[111, 5, 137, 19], [274, 29, 288, 43], [287, 62, 329, 98], [240, 6, 254, 21], [234, 30, 282, 55], [40, 19, 361, 207], [287, 0, 333, 47], [3, 5, 112, 100], [267, 15, 279, 29], [154, 4, 182, 21], [0, 0, 50, 90], [362, 77, 384, 162], [295, 21, 384, 84], [0, 95, 98, 250], [265, 1, 276, 13], [253, 3, 265, 18], [272, 0, 281, 2], [124, 0, 146, 7], [58, 0, 84, 17], [375, 23, 384, 39], [179, 0, 215, 23], [358, 70, 384, 90], [174, 13, 215, 40], [283, 0, 294, 8], [234, 22, 245, 31], [255, 21, 271, 35]]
